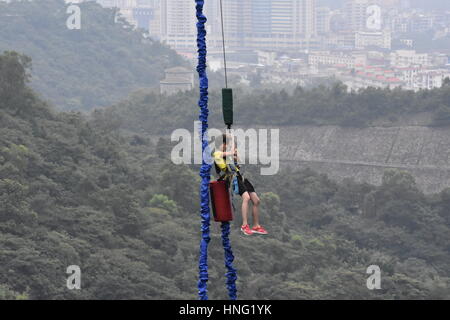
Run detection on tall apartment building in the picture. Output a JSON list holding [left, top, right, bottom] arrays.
[[316, 6, 331, 35], [301, 0, 316, 38], [157, 0, 197, 49], [221, 0, 317, 50], [344, 0, 370, 31]]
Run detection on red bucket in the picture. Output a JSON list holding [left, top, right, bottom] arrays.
[[210, 180, 233, 222]]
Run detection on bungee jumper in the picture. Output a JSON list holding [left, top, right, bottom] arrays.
[[212, 134, 268, 236], [211, 0, 268, 237]]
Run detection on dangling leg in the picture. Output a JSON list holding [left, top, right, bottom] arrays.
[[249, 192, 261, 227], [250, 192, 268, 235], [241, 191, 251, 226], [240, 192, 253, 235]]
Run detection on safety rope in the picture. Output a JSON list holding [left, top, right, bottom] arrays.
[[221, 222, 237, 300], [195, 0, 211, 301], [219, 0, 228, 89]]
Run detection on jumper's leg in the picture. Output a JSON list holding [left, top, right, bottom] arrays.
[[241, 191, 251, 226], [249, 192, 261, 228]]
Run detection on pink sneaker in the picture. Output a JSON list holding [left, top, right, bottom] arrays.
[[252, 226, 268, 235], [241, 224, 253, 236]]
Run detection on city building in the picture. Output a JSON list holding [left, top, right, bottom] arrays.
[[344, 65, 450, 91], [257, 51, 277, 67], [413, 69, 450, 90], [355, 30, 391, 50], [344, 0, 370, 32], [344, 65, 404, 90], [410, 14, 434, 33], [301, 0, 317, 38], [222, 0, 318, 51], [395, 66, 420, 88], [308, 51, 367, 68], [325, 31, 357, 49], [160, 67, 194, 95], [391, 14, 410, 34], [390, 50, 429, 67], [431, 54, 450, 67], [158, 0, 197, 50], [390, 67, 450, 91], [316, 6, 331, 35], [132, 7, 154, 30]]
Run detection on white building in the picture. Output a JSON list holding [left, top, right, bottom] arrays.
[[346, 65, 404, 90], [395, 67, 420, 88], [390, 66, 449, 91], [160, 67, 195, 95], [355, 30, 391, 49], [257, 51, 277, 67], [342, 63, 450, 92], [390, 50, 430, 68], [158, 0, 197, 50], [301, 0, 317, 38], [413, 69, 450, 91], [309, 51, 367, 69]]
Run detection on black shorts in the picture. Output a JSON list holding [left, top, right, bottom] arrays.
[[237, 175, 255, 196]]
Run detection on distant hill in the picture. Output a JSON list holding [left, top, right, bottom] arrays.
[[0, 0, 187, 110]]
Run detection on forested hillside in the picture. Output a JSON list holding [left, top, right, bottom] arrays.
[[0, 0, 186, 111], [1, 52, 449, 299]]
